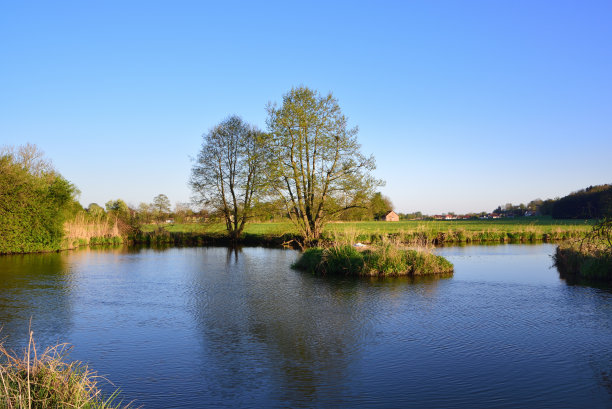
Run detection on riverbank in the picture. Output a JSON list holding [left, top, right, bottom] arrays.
[[138, 218, 591, 247], [0, 218, 593, 255], [554, 244, 612, 285], [553, 217, 612, 285]]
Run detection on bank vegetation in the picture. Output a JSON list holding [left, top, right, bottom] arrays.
[[0, 332, 132, 409], [554, 217, 612, 284]]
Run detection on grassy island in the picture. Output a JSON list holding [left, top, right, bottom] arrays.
[[292, 244, 454, 277]]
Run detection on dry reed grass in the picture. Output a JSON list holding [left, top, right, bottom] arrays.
[[63, 213, 120, 245], [0, 330, 133, 409]]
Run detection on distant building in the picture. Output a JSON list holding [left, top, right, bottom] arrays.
[[383, 211, 399, 222]]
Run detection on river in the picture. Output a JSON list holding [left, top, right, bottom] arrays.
[[0, 244, 610, 408]]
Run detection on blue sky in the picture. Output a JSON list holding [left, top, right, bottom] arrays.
[[1, 1, 611, 214]]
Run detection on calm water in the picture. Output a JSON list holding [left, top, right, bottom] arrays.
[[0, 244, 611, 408]]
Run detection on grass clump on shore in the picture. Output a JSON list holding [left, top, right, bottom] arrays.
[[0, 332, 132, 409], [554, 217, 612, 284], [293, 244, 453, 277], [554, 245, 612, 284]]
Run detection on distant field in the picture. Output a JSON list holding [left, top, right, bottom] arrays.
[[325, 218, 592, 233], [142, 217, 593, 244]]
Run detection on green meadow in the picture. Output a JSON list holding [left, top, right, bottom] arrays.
[[141, 217, 592, 245]]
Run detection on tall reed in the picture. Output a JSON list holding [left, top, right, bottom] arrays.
[[63, 213, 121, 247], [0, 331, 133, 409]]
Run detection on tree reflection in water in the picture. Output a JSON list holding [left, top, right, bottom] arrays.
[[0, 252, 73, 349], [189, 247, 448, 406]]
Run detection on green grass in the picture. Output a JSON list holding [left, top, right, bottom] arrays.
[[292, 243, 454, 277], [141, 221, 294, 235], [0, 332, 132, 409], [143, 217, 592, 245]]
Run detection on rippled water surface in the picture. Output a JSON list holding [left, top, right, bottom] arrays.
[[0, 244, 611, 408]]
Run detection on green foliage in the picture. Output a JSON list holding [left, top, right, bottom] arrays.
[[105, 199, 129, 214], [0, 145, 77, 254], [152, 193, 171, 222], [87, 203, 106, 217], [293, 244, 454, 276], [265, 86, 381, 244], [104, 199, 139, 236], [323, 245, 366, 275], [370, 192, 393, 220], [89, 236, 123, 246], [291, 247, 325, 273]]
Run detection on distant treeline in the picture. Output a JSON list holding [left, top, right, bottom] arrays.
[[493, 184, 612, 220], [545, 184, 612, 219]]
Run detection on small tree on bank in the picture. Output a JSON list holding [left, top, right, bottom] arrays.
[[265, 86, 380, 245], [105, 199, 137, 235], [190, 115, 266, 240], [152, 193, 171, 222]]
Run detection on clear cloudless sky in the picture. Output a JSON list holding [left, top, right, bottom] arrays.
[[1, 0, 611, 214]]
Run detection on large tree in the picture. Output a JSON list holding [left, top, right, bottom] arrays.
[[152, 194, 171, 214], [370, 192, 393, 220], [266, 86, 380, 245], [190, 115, 265, 240]]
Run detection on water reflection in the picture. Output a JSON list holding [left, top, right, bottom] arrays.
[[187, 248, 456, 407], [0, 252, 73, 348], [226, 246, 241, 264]]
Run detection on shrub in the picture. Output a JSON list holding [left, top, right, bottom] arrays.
[[0, 145, 78, 254]]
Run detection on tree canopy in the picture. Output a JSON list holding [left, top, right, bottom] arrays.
[[190, 115, 266, 239], [550, 185, 612, 219], [265, 86, 380, 244], [0, 144, 77, 253], [370, 192, 393, 220], [152, 193, 172, 221]]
